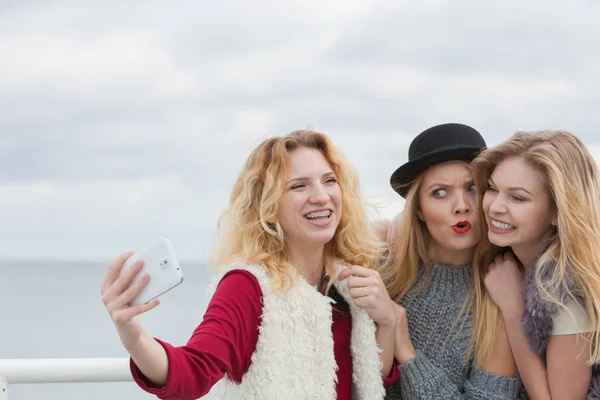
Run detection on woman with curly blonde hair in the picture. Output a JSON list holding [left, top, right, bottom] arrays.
[[100, 130, 399, 400], [472, 129, 600, 398]]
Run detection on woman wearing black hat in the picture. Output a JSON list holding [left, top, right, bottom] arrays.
[[378, 123, 521, 399]]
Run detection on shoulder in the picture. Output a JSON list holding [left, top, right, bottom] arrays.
[[552, 299, 593, 335], [212, 262, 271, 288], [217, 269, 262, 295], [206, 269, 264, 321], [205, 262, 269, 304]]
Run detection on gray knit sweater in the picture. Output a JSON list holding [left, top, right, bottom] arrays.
[[385, 262, 522, 399]]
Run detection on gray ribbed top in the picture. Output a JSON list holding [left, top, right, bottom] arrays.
[[385, 262, 522, 399]]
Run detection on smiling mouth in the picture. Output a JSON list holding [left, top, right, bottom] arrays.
[[304, 210, 332, 221], [452, 220, 471, 234], [490, 219, 516, 232]]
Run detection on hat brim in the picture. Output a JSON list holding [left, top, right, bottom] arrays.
[[390, 145, 484, 198]]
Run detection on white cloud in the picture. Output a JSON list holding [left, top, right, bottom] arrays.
[[1, 0, 599, 260]]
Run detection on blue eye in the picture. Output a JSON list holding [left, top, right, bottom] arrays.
[[467, 184, 476, 192], [433, 189, 447, 197]]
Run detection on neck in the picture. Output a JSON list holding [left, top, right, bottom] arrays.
[[427, 242, 473, 266], [287, 242, 325, 286], [512, 231, 554, 269], [513, 244, 544, 269]]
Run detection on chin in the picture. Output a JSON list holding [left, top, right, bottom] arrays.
[[446, 239, 477, 253], [487, 231, 511, 247], [308, 231, 337, 246]]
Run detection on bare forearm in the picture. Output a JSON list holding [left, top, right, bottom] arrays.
[[376, 321, 396, 377], [127, 330, 170, 386], [503, 311, 551, 400]]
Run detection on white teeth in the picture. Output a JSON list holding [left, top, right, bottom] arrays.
[[491, 220, 516, 230], [305, 210, 332, 219]]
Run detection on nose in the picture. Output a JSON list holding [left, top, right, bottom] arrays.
[[454, 192, 472, 215], [488, 194, 507, 215], [309, 183, 330, 204]]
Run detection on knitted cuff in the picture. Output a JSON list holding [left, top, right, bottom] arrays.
[[467, 364, 522, 397], [398, 351, 450, 395]]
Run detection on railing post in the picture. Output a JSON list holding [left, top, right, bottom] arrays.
[[0, 377, 7, 400]]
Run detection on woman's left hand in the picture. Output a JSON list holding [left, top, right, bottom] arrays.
[[484, 252, 525, 316], [338, 264, 396, 327]]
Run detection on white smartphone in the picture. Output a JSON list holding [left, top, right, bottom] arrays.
[[120, 237, 184, 306]]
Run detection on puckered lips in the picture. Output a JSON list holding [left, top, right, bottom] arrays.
[[489, 217, 516, 234], [303, 208, 333, 226], [452, 220, 472, 234]]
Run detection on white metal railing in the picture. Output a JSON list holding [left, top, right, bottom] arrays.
[[0, 358, 132, 399]]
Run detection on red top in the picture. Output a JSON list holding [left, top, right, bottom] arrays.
[[131, 270, 398, 400]]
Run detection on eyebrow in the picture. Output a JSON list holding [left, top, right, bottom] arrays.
[[489, 178, 533, 195], [427, 180, 474, 190], [286, 171, 335, 185]]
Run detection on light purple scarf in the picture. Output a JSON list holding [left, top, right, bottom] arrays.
[[520, 256, 600, 399]]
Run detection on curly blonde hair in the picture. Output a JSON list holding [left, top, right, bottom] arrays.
[[209, 129, 382, 290]]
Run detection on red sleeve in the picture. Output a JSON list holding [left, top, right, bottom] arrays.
[[383, 359, 399, 388], [130, 270, 263, 400]]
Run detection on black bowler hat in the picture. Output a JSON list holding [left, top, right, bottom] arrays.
[[390, 123, 487, 198]]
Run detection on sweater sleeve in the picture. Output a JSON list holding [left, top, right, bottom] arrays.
[[130, 270, 263, 400], [387, 351, 521, 399]]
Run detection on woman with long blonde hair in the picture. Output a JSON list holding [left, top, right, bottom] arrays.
[[99, 130, 399, 400], [472, 129, 600, 398], [379, 123, 521, 399]]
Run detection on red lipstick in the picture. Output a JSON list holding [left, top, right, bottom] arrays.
[[452, 220, 471, 234]]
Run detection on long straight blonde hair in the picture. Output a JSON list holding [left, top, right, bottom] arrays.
[[210, 129, 382, 290], [471, 129, 600, 364], [380, 174, 431, 301], [381, 160, 475, 301]]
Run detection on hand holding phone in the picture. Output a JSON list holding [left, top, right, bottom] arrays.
[[120, 237, 184, 306], [101, 237, 184, 348]]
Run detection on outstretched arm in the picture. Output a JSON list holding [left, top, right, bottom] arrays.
[[130, 270, 262, 399]]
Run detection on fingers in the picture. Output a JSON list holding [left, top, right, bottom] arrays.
[[337, 264, 375, 281], [347, 275, 379, 289], [351, 295, 374, 309], [102, 259, 145, 306], [112, 299, 160, 325], [503, 252, 516, 263], [349, 286, 372, 299], [494, 254, 504, 266], [112, 272, 152, 310], [101, 250, 135, 295]]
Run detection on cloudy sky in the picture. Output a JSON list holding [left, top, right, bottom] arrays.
[[1, 0, 599, 262]]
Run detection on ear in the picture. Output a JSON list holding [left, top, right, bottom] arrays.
[[551, 213, 558, 227], [417, 210, 425, 221]]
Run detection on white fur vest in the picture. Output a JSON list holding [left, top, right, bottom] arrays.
[[206, 261, 385, 400]]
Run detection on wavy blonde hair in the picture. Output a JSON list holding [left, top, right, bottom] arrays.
[[471, 129, 600, 364], [210, 129, 382, 290]]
